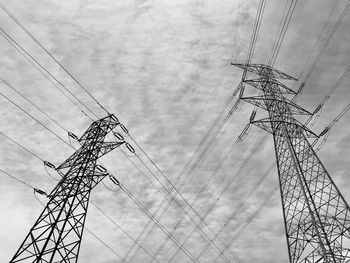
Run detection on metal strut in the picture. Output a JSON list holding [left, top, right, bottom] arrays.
[[233, 63, 350, 263], [10, 114, 124, 263]]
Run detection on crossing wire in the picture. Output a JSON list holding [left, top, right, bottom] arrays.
[[165, 133, 267, 263], [118, 182, 199, 263], [125, 106, 242, 263], [130, 151, 232, 263], [147, 125, 254, 263], [90, 201, 161, 263], [0, 35, 234, 262], [123, 96, 241, 262], [0, 5, 245, 261]]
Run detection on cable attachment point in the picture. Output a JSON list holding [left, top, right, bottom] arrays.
[[34, 188, 48, 197], [238, 123, 251, 141], [44, 161, 55, 169], [68, 132, 79, 141], [125, 143, 136, 154], [319, 127, 330, 137], [119, 124, 129, 134], [96, 165, 108, 174], [109, 175, 120, 186], [111, 114, 119, 123], [113, 131, 124, 141], [249, 109, 257, 123], [239, 85, 245, 99], [313, 104, 322, 115]]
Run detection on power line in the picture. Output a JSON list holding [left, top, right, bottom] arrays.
[[0, 168, 36, 190], [0, 131, 43, 161], [0, 1, 110, 115], [0, 87, 72, 149], [0, 77, 70, 133], [0, 27, 96, 121]]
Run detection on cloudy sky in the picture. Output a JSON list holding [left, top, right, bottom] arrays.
[[0, 0, 349, 262]]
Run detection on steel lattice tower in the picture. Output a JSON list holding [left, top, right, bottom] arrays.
[[234, 63, 350, 263], [10, 114, 124, 263]]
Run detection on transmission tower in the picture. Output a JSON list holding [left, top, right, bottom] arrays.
[[10, 114, 124, 263], [233, 63, 350, 263]]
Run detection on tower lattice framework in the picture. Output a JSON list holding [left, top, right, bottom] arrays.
[[234, 63, 350, 263], [10, 114, 124, 263]]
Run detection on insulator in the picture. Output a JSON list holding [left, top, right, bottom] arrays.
[[313, 104, 322, 115], [239, 85, 245, 98], [111, 114, 119, 123], [297, 82, 305, 93], [68, 132, 79, 141], [120, 124, 129, 134], [114, 132, 124, 141], [109, 175, 120, 185], [44, 161, 55, 169], [238, 124, 250, 141], [34, 188, 47, 196], [249, 110, 257, 123], [96, 165, 107, 173], [233, 83, 243, 97], [126, 143, 135, 153], [319, 127, 330, 137]]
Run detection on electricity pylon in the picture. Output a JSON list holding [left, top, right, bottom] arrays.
[[10, 114, 124, 263], [233, 63, 350, 263]]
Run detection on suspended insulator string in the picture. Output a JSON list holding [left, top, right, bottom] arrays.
[[268, 0, 298, 66], [90, 201, 161, 263], [0, 77, 70, 133], [166, 133, 267, 263], [117, 183, 199, 263], [0, 131, 43, 161], [149, 126, 252, 263], [293, 0, 350, 98], [0, 27, 96, 121], [0, 89, 73, 149], [130, 152, 232, 263], [0, 2, 110, 115], [242, 0, 266, 80]]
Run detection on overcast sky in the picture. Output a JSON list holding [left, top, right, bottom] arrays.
[[0, 0, 349, 262]]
